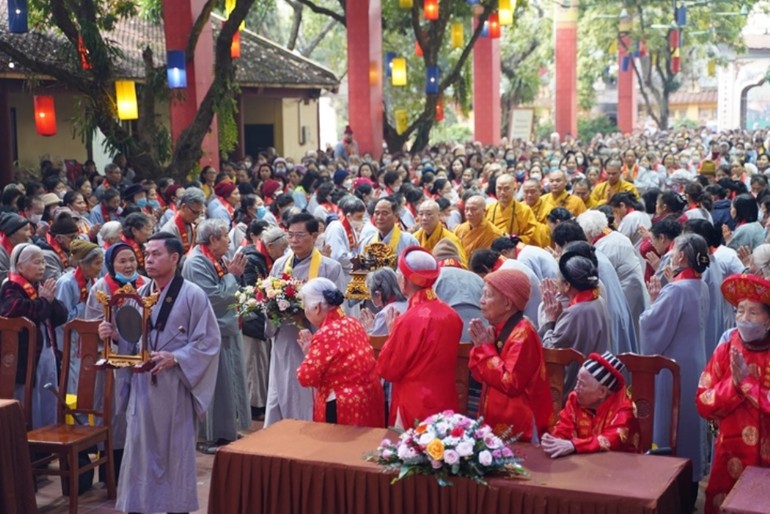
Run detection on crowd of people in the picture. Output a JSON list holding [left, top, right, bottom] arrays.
[[2, 126, 770, 513]]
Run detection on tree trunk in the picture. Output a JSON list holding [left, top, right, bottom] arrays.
[[500, 91, 515, 139], [410, 119, 434, 153], [383, 120, 409, 154]]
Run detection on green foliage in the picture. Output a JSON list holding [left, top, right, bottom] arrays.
[[672, 117, 698, 129], [500, 4, 551, 107], [577, 115, 617, 140], [214, 81, 241, 159]]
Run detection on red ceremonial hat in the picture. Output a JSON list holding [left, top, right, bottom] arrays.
[[398, 245, 439, 288], [344, 125, 353, 135], [214, 181, 237, 198], [721, 273, 770, 307], [261, 179, 282, 198]]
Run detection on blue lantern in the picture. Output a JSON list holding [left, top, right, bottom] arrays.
[[166, 50, 187, 89], [426, 66, 440, 94], [481, 20, 489, 38], [620, 55, 630, 72], [384, 52, 398, 78], [466, 0, 480, 4], [8, 0, 28, 34], [675, 5, 687, 26]]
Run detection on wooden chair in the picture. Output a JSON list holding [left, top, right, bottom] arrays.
[[27, 319, 116, 514], [617, 352, 681, 455], [0, 316, 36, 429], [369, 335, 473, 416], [542, 347, 585, 418]]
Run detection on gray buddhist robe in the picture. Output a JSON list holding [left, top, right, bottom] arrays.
[[434, 266, 485, 342], [263, 252, 343, 427], [115, 279, 220, 513], [182, 246, 250, 442], [0, 245, 9, 284], [596, 251, 638, 354]]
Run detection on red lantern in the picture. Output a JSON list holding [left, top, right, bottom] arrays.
[[33, 95, 57, 136], [435, 97, 444, 121], [78, 34, 92, 70], [488, 13, 501, 39], [424, 0, 438, 21], [231, 30, 241, 59], [415, 40, 423, 57]]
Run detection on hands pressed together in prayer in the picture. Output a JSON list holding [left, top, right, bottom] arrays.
[[541, 433, 575, 459], [644, 251, 661, 271], [359, 308, 375, 332], [298, 329, 313, 354], [38, 278, 56, 302], [385, 306, 400, 333], [469, 318, 495, 347], [730, 346, 749, 388], [737, 245, 753, 270], [541, 278, 563, 323], [646, 275, 662, 303], [224, 252, 247, 276]]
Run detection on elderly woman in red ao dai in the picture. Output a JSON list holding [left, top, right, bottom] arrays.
[[296, 277, 384, 427]]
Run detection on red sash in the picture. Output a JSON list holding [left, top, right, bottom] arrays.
[[74, 266, 90, 303], [8, 273, 38, 299], [217, 196, 235, 218], [120, 234, 145, 269], [45, 232, 70, 268], [256, 240, 274, 271], [438, 258, 465, 269], [174, 214, 194, 253], [341, 216, 357, 250], [101, 203, 114, 223], [492, 256, 506, 272], [569, 288, 599, 307], [0, 234, 13, 256], [674, 268, 701, 281], [199, 244, 225, 279], [105, 274, 145, 295]]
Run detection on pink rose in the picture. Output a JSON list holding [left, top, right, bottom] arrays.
[[443, 449, 460, 465], [478, 450, 492, 466]]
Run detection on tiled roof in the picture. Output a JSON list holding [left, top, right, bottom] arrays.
[[0, 6, 338, 91], [669, 89, 718, 105]]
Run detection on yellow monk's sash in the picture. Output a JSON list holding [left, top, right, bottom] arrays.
[[374, 225, 401, 254], [416, 225, 444, 251], [283, 248, 322, 279]]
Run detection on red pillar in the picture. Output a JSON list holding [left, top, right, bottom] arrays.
[[162, 0, 219, 167], [554, 1, 578, 138], [617, 36, 637, 134], [473, 34, 501, 145], [0, 83, 13, 186], [347, 0, 383, 157]]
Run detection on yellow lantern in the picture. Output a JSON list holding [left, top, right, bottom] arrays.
[[395, 110, 409, 135], [451, 22, 463, 48], [707, 59, 717, 77], [399, 0, 413, 8], [499, 0, 514, 25], [115, 80, 138, 120], [391, 57, 407, 86]]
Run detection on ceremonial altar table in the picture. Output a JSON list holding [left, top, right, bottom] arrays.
[[208, 419, 692, 514], [721, 466, 770, 514], [0, 399, 36, 514]]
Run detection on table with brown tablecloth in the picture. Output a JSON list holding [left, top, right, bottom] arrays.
[[208, 419, 692, 514], [0, 399, 36, 514], [721, 466, 770, 514]]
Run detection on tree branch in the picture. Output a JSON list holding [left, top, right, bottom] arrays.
[[292, 0, 345, 26], [301, 18, 336, 57], [49, 0, 80, 43], [0, 39, 86, 86], [285, 0, 304, 51], [185, 0, 218, 60]]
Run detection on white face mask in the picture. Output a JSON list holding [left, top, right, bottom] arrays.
[[29, 213, 42, 224], [445, 190, 460, 205], [57, 190, 67, 199], [342, 180, 353, 190], [736, 320, 769, 342], [349, 218, 364, 231]]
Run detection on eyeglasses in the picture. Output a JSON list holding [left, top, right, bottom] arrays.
[[287, 232, 309, 239], [185, 205, 204, 216]]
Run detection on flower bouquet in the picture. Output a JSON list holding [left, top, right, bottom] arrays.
[[368, 411, 527, 486], [234, 273, 305, 326]]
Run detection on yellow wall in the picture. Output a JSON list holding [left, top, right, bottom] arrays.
[[240, 95, 319, 159]]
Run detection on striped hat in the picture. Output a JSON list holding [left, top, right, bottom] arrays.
[[582, 351, 626, 392]]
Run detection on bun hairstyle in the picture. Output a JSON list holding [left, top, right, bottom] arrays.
[[674, 233, 711, 274], [300, 277, 345, 310], [322, 289, 345, 307], [558, 251, 600, 291]]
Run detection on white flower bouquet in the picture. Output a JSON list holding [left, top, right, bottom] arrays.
[[234, 273, 304, 326], [368, 411, 527, 486]]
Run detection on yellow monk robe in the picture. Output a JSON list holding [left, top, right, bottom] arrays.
[[588, 180, 639, 208], [414, 225, 468, 266], [528, 197, 550, 224], [454, 219, 504, 258], [541, 190, 587, 218], [485, 200, 539, 245]]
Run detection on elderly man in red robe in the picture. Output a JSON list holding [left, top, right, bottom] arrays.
[[468, 268, 553, 441], [377, 246, 463, 429], [543, 351, 641, 457], [697, 273, 770, 514]]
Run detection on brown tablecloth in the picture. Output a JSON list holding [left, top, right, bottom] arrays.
[[0, 399, 36, 514], [208, 419, 692, 514], [721, 466, 770, 514]]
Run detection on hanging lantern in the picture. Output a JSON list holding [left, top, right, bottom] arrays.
[[671, 47, 681, 74], [78, 34, 92, 70], [391, 57, 407, 86], [675, 4, 687, 26], [609, 38, 618, 55], [399, 0, 413, 8], [8, 0, 28, 34], [499, 0, 514, 26], [33, 96, 56, 136], [426, 66, 440, 94], [231, 30, 241, 59], [435, 97, 444, 122], [488, 13, 501, 39], [481, 20, 489, 38], [415, 40, 423, 57], [450, 22, 463, 49], [668, 29, 680, 50], [166, 50, 187, 89], [707, 59, 717, 77], [620, 55, 630, 72], [466, 0, 479, 4], [115, 80, 138, 120], [395, 110, 409, 135], [424, 0, 438, 21], [384, 52, 397, 77]]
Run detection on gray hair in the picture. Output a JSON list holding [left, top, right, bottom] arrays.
[[179, 187, 206, 207], [196, 219, 229, 244], [606, 159, 622, 170], [338, 195, 366, 215], [576, 210, 608, 241], [299, 277, 339, 310], [753, 244, 770, 279], [559, 253, 600, 291], [262, 227, 287, 246], [99, 221, 123, 245], [81, 247, 105, 266], [365, 268, 405, 304], [673, 233, 710, 273], [9, 243, 42, 273]]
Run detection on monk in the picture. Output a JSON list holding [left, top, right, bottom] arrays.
[[454, 195, 503, 258], [485, 174, 540, 245], [588, 159, 639, 208], [541, 169, 587, 217], [414, 200, 467, 266]]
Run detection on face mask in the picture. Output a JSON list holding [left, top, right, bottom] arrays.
[[148, 199, 161, 210], [287, 164, 295, 171], [275, 166, 286, 173], [29, 213, 42, 224], [57, 190, 67, 199], [349, 219, 364, 231], [115, 271, 139, 285], [515, 172, 526, 182], [256, 206, 267, 219], [531, 173, 542, 182], [342, 180, 353, 190], [506, 158, 516, 166], [382, 159, 391, 166], [244, 160, 252, 169], [736, 320, 769, 342], [445, 190, 460, 205], [136, 198, 148, 208]]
